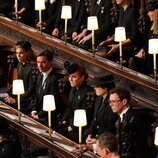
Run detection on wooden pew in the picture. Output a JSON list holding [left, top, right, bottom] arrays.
[[0, 101, 96, 158]]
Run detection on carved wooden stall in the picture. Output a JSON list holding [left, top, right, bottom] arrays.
[[0, 16, 157, 109], [0, 16, 158, 156]]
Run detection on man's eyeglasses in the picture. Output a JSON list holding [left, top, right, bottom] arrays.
[[109, 99, 121, 104]]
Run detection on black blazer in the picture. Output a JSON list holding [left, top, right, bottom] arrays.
[[89, 96, 118, 137], [116, 107, 147, 158], [90, 0, 114, 43], [32, 69, 61, 126]]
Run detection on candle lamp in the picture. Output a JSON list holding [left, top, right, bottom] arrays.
[[74, 109, 87, 157], [43, 95, 56, 139], [148, 39, 158, 82], [114, 27, 126, 68], [87, 16, 99, 57], [12, 79, 25, 122], [61, 5, 72, 45], [155, 127, 158, 146], [14, 0, 19, 22], [35, 0, 46, 34]]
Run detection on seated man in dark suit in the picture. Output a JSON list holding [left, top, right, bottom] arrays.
[[109, 87, 148, 158], [31, 49, 64, 127]]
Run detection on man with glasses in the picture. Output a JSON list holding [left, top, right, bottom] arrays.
[[109, 87, 148, 158]]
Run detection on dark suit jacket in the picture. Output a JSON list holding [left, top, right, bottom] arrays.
[[32, 69, 61, 127], [90, 0, 114, 44], [89, 96, 118, 137], [116, 107, 147, 158], [54, 0, 87, 38]]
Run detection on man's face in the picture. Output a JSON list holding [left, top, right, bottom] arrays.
[[68, 71, 84, 88], [109, 93, 124, 114], [96, 140, 107, 158], [37, 56, 52, 73]]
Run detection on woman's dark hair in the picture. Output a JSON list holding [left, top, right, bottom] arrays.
[[16, 41, 32, 51]]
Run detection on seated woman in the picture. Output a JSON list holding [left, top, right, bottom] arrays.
[[57, 63, 94, 142], [5, 41, 36, 114], [85, 73, 118, 152], [129, 0, 158, 76]]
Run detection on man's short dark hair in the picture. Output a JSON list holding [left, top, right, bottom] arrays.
[[109, 87, 131, 103], [97, 133, 118, 153], [37, 49, 54, 61]]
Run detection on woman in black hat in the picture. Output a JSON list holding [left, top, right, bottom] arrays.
[[86, 73, 118, 151], [56, 63, 94, 142]]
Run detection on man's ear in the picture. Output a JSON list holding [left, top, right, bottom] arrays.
[[122, 98, 128, 106]]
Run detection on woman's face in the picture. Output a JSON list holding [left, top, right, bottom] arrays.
[[16, 46, 28, 63], [68, 71, 84, 88], [148, 10, 155, 21]]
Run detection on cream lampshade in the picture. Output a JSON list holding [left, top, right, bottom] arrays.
[[12, 79, 25, 95], [154, 127, 158, 146], [114, 27, 126, 42], [35, 0, 46, 10], [12, 79, 25, 122], [61, 6, 72, 19], [74, 109, 87, 127], [87, 16, 99, 57], [114, 27, 126, 68], [74, 109, 87, 144], [87, 16, 99, 31], [43, 95, 56, 129], [148, 39, 158, 81]]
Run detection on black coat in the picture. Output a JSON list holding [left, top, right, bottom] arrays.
[[116, 107, 147, 158], [89, 96, 118, 137], [58, 81, 94, 142]]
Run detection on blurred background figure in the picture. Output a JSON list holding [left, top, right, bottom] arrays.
[[52, 0, 87, 43], [0, 0, 14, 17], [96, 133, 119, 158]]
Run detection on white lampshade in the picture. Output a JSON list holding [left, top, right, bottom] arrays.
[[154, 127, 158, 146], [12, 79, 25, 95], [74, 109, 87, 127], [87, 16, 99, 30], [148, 39, 158, 54], [43, 95, 56, 111], [114, 27, 126, 42], [35, 0, 46, 10], [61, 6, 72, 19]]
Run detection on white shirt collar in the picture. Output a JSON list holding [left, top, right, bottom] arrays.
[[119, 106, 130, 121], [42, 68, 52, 81]]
